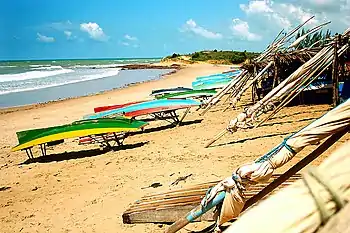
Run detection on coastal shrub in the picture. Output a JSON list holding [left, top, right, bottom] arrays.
[[186, 50, 259, 64], [171, 53, 180, 58], [191, 52, 200, 59]]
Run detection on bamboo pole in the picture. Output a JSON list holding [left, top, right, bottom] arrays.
[[254, 51, 334, 128], [254, 44, 348, 128], [165, 128, 348, 233], [201, 71, 247, 115], [332, 35, 340, 106], [231, 61, 274, 108], [273, 57, 278, 88], [204, 129, 228, 148], [252, 66, 257, 103]]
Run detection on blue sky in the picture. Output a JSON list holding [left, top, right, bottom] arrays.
[[1, 0, 349, 60]]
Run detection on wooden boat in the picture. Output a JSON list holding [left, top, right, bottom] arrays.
[[150, 87, 193, 97], [155, 89, 217, 100], [94, 100, 146, 113], [123, 174, 301, 224], [12, 117, 148, 158], [85, 99, 201, 120]]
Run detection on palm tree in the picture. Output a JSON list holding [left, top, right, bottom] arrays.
[[295, 28, 331, 49]]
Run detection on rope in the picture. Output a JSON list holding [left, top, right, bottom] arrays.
[[302, 166, 346, 225]]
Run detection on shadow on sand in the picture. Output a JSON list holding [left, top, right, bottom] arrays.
[[212, 132, 291, 148], [20, 141, 148, 165], [260, 117, 316, 127], [271, 109, 328, 120], [130, 119, 203, 135]]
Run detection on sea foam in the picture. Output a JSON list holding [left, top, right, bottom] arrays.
[[0, 68, 74, 82], [0, 68, 122, 95]]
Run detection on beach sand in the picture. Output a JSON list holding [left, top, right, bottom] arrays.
[[0, 63, 348, 233]]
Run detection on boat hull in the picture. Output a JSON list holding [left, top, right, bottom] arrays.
[[94, 100, 146, 113], [151, 87, 193, 97], [85, 99, 201, 119], [12, 118, 147, 151], [155, 89, 217, 99], [125, 105, 193, 117], [192, 79, 231, 90]]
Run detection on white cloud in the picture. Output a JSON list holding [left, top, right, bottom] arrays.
[[231, 19, 262, 41], [240, 0, 273, 13], [36, 33, 55, 43], [121, 42, 130, 46], [50, 20, 73, 31], [124, 34, 138, 41], [182, 19, 223, 39], [238, 0, 349, 34], [64, 30, 72, 39], [80, 22, 109, 41]]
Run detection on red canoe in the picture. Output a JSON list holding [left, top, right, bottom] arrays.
[[124, 105, 192, 118], [94, 100, 146, 113]]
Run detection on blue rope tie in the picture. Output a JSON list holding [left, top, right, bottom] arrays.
[[255, 137, 295, 164]]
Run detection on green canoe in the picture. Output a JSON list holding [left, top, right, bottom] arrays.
[[155, 89, 217, 99], [12, 117, 148, 151]]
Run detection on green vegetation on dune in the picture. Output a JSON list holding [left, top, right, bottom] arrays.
[[163, 50, 260, 64]]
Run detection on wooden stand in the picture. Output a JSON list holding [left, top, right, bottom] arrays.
[[151, 108, 191, 127]]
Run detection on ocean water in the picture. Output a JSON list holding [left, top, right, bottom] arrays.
[[0, 58, 171, 108]]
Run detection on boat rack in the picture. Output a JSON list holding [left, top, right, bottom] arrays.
[[21, 132, 128, 160], [22, 143, 48, 159], [79, 132, 128, 148], [150, 108, 191, 126]]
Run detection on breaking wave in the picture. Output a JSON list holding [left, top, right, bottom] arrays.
[[30, 65, 64, 70], [0, 68, 121, 95], [0, 68, 74, 82]]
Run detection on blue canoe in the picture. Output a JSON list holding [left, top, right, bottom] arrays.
[[84, 99, 201, 119], [192, 77, 232, 90]]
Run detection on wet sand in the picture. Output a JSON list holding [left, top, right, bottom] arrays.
[[0, 63, 348, 233]]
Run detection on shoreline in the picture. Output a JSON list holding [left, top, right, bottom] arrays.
[[0, 63, 184, 114]]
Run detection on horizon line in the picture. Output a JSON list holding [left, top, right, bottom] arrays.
[[0, 57, 163, 62]]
